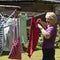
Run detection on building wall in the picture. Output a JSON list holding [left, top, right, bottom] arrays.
[[18, 2, 54, 12], [55, 4, 60, 24]]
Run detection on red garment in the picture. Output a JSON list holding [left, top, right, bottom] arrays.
[[27, 16, 39, 57], [8, 38, 21, 59]]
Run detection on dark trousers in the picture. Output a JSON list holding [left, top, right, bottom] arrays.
[[42, 48, 55, 60]]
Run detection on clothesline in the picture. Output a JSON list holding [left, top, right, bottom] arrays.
[[27, 12, 45, 20]]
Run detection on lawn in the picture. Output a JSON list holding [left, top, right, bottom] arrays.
[[0, 49, 60, 60]]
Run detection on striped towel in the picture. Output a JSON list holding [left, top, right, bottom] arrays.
[[0, 27, 3, 55], [0, 16, 6, 55]]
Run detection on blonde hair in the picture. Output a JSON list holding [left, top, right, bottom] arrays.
[[45, 12, 57, 25]]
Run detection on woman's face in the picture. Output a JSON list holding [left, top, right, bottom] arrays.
[[46, 18, 53, 26]]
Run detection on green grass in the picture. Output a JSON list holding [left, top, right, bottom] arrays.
[[0, 49, 60, 60]]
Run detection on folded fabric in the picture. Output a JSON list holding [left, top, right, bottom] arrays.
[[27, 16, 39, 57]]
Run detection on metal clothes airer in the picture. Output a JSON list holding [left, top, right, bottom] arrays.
[[8, 9, 21, 59]]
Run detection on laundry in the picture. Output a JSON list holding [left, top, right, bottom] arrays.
[[19, 13, 27, 45], [0, 16, 6, 55], [8, 9, 21, 59], [27, 16, 39, 57]]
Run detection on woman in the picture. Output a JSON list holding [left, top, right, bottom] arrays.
[[37, 12, 57, 60]]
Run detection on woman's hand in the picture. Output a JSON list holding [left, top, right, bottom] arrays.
[[37, 18, 42, 24], [38, 24, 43, 30], [37, 18, 47, 29]]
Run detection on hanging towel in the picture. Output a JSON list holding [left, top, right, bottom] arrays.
[[0, 16, 6, 55], [27, 16, 39, 57]]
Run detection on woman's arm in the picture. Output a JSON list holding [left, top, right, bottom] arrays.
[[41, 28, 50, 39], [38, 24, 50, 39]]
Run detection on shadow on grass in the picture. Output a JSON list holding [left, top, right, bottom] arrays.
[[0, 46, 41, 56], [23, 45, 42, 52], [35, 47, 42, 51], [1, 51, 9, 56]]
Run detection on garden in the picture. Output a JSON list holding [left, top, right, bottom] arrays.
[[0, 24, 60, 60]]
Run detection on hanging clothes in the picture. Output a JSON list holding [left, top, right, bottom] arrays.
[[0, 16, 6, 28], [19, 13, 27, 44], [27, 16, 39, 57], [3, 18, 16, 51], [0, 28, 3, 55], [0, 16, 6, 55], [8, 9, 21, 60]]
